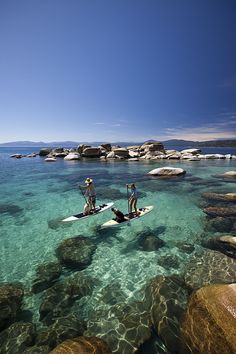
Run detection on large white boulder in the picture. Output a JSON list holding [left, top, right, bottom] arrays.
[[64, 153, 80, 160], [45, 157, 57, 162], [106, 151, 116, 158], [223, 171, 236, 178], [148, 167, 186, 176], [128, 150, 139, 158]]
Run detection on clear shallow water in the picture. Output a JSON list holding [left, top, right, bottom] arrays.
[[1, 147, 236, 330]]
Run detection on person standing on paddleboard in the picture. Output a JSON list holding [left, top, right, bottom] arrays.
[[83, 178, 96, 212], [126, 183, 139, 215]]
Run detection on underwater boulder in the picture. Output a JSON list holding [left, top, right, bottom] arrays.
[[175, 241, 195, 254], [202, 235, 236, 259], [184, 250, 236, 290], [180, 284, 236, 354], [85, 302, 152, 354], [0, 283, 24, 331], [31, 261, 62, 294], [99, 282, 126, 306], [202, 192, 236, 203], [0, 321, 36, 354], [56, 236, 96, 270], [50, 336, 112, 354], [158, 254, 181, 269], [205, 216, 233, 233], [39, 272, 95, 325], [203, 206, 236, 217], [0, 203, 23, 216], [143, 275, 189, 353], [139, 235, 165, 252], [36, 314, 86, 349]]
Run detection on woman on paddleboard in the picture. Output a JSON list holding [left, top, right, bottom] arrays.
[[126, 183, 139, 215]]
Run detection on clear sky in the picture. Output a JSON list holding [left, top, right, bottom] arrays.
[[0, 0, 236, 143]]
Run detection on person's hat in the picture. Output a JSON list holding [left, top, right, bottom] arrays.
[[85, 178, 93, 184]]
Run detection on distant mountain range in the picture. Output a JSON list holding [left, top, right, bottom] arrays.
[[0, 139, 236, 147]]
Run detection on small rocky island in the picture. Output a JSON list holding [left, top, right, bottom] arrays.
[[10, 140, 236, 161]]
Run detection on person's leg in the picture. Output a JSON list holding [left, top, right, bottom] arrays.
[[88, 197, 93, 211], [134, 198, 138, 214], [130, 197, 134, 213]]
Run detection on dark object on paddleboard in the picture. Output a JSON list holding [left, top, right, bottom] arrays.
[[101, 206, 154, 228]]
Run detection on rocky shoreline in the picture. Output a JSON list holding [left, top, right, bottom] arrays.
[[10, 140, 236, 161]]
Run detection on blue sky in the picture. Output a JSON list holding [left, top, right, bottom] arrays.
[[0, 0, 236, 142]]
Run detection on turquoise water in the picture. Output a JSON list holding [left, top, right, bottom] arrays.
[[1, 147, 236, 344]]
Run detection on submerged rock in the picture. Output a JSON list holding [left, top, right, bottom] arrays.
[[175, 241, 195, 254], [85, 302, 152, 354], [180, 284, 236, 354], [184, 250, 236, 290], [56, 236, 96, 270], [205, 216, 233, 232], [36, 314, 86, 349], [39, 272, 95, 325], [31, 261, 62, 294], [158, 254, 180, 269], [138, 234, 165, 252], [143, 275, 189, 353], [99, 282, 126, 305], [0, 203, 23, 216], [50, 336, 112, 354], [0, 321, 36, 354], [202, 192, 236, 203], [0, 283, 24, 331], [203, 206, 236, 217], [202, 235, 236, 259]]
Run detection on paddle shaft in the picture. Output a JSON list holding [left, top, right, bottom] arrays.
[[79, 185, 88, 203], [126, 185, 129, 213]]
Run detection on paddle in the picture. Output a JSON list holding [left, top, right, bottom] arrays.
[[126, 184, 130, 214], [79, 185, 88, 204]]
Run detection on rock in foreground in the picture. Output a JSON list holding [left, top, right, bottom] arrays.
[[180, 284, 236, 354]]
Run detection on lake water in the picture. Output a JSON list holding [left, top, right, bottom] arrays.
[[0, 146, 236, 352]]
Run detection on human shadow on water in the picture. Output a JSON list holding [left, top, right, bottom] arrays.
[[120, 226, 167, 255], [91, 225, 123, 244]]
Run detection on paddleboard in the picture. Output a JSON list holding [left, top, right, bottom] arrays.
[[62, 202, 114, 222], [101, 205, 154, 228]]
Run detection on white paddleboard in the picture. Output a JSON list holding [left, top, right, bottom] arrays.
[[62, 202, 114, 222], [101, 205, 154, 228]]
